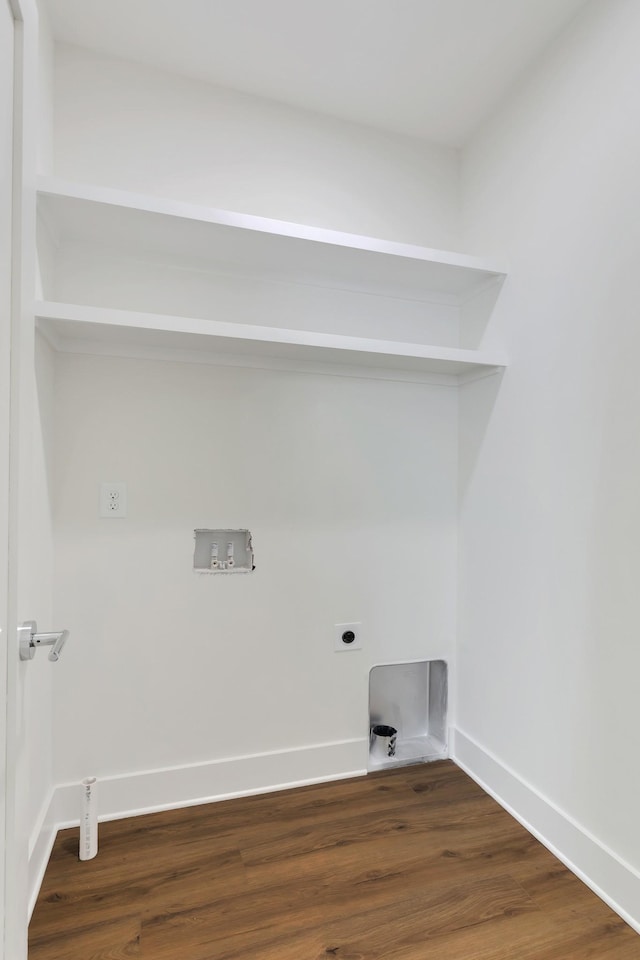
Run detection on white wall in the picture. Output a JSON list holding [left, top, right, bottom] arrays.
[[53, 43, 461, 250], [458, 0, 640, 915], [49, 244, 462, 348], [52, 355, 457, 790], [44, 41, 462, 806]]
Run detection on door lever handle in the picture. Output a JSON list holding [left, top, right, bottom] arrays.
[[19, 621, 69, 661]]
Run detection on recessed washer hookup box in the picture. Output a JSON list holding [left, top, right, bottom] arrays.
[[193, 529, 254, 574]]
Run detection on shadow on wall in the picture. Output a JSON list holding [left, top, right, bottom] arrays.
[[458, 369, 504, 501], [459, 276, 505, 351]]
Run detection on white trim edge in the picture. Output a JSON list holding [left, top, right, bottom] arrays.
[[28, 737, 367, 917], [27, 788, 57, 922], [452, 727, 640, 934]]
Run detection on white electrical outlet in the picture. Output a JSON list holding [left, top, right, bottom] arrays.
[[100, 482, 127, 518], [335, 622, 362, 652]]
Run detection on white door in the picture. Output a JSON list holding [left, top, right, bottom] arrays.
[[2, 1, 45, 956], [0, 0, 15, 951]]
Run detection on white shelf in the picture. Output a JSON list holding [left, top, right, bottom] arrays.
[[35, 301, 507, 379], [36, 179, 508, 378], [37, 178, 507, 303]]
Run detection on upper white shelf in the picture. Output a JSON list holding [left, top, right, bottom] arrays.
[[37, 178, 507, 303]]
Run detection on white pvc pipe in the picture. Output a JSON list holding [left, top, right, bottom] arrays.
[[79, 777, 98, 861]]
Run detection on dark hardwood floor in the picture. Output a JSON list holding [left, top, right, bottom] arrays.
[[29, 760, 640, 959]]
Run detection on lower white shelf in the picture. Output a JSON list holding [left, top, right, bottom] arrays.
[[35, 301, 506, 381], [368, 734, 447, 772]]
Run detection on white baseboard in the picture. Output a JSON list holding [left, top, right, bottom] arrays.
[[452, 727, 640, 934], [28, 737, 367, 916]]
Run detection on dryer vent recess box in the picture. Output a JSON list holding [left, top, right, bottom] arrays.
[[194, 529, 254, 574]]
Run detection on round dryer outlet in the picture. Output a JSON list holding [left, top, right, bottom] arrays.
[[334, 622, 362, 651]]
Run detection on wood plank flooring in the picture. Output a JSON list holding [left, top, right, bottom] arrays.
[[29, 761, 640, 959]]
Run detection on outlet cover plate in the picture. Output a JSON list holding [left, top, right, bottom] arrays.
[[100, 481, 127, 518], [335, 622, 362, 652]]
